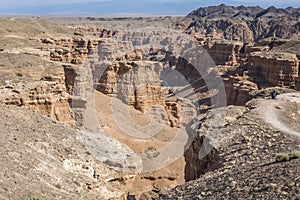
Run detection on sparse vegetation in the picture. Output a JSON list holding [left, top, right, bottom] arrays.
[[276, 153, 290, 162], [144, 146, 160, 159], [289, 151, 300, 159], [276, 151, 300, 162]]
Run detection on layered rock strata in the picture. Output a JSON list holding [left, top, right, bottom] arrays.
[[224, 74, 258, 106], [97, 52, 181, 127], [39, 37, 102, 64], [203, 40, 244, 66], [0, 81, 74, 126], [248, 52, 299, 88]]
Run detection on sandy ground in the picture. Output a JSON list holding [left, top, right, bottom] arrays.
[[259, 93, 300, 138], [94, 91, 185, 197]]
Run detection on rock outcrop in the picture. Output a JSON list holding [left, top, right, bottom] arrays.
[[248, 52, 299, 88], [0, 81, 74, 126], [97, 51, 181, 127], [0, 53, 75, 126], [39, 37, 102, 64], [184, 106, 247, 181], [71, 26, 119, 38], [224, 74, 258, 106], [203, 40, 244, 66]]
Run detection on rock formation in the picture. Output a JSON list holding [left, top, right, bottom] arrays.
[[0, 81, 74, 126], [97, 50, 181, 127], [224, 74, 258, 106], [0, 52, 75, 126], [248, 52, 299, 88], [39, 37, 102, 64], [1, 6, 300, 199], [202, 40, 244, 66], [0, 104, 133, 199]]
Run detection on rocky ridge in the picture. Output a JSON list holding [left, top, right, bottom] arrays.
[[186, 4, 300, 42]]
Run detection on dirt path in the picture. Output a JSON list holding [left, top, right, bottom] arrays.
[[259, 93, 300, 138]]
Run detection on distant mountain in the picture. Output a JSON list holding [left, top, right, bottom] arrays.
[[1, 1, 299, 16], [185, 4, 300, 42], [255, 6, 291, 18], [187, 4, 300, 19]]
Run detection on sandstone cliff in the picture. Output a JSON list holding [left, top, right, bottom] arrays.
[[39, 37, 102, 64], [0, 81, 74, 126], [0, 52, 75, 126], [224, 74, 258, 106], [0, 18, 105, 127], [97, 50, 181, 127], [202, 40, 243, 66], [248, 52, 299, 88]]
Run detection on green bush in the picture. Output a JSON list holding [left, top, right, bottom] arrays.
[[289, 151, 300, 159], [276, 153, 290, 162], [276, 151, 300, 162]]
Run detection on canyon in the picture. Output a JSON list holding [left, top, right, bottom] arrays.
[[0, 4, 299, 199]]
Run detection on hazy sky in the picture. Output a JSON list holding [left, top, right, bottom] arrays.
[[1, 0, 299, 8], [0, 0, 298, 15]]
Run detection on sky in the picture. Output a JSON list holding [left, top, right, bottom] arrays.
[[0, 0, 299, 15]]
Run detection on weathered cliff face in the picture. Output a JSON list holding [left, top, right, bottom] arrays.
[[97, 51, 181, 127], [224, 75, 258, 106], [0, 53, 75, 126], [0, 81, 74, 126], [248, 52, 299, 88], [183, 106, 247, 182], [39, 37, 102, 64], [116, 61, 165, 111], [184, 135, 220, 182], [0, 18, 107, 127], [97, 50, 142, 95], [203, 40, 244, 66]]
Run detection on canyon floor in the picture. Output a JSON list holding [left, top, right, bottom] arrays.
[[0, 4, 300, 200]]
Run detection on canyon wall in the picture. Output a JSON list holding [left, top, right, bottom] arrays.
[[0, 81, 74, 126], [248, 52, 299, 88], [39, 37, 102, 64], [97, 50, 181, 127], [0, 52, 75, 126], [203, 40, 244, 66], [0, 25, 104, 126], [224, 75, 258, 106]]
